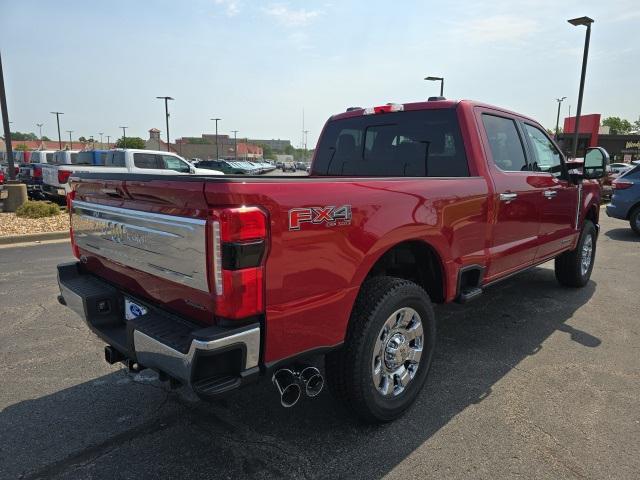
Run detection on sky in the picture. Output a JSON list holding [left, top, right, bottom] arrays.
[[1, 0, 639, 148]]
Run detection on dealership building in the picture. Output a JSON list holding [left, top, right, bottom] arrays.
[[557, 114, 640, 163]]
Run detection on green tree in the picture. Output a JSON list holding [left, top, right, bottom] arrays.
[[14, 144, 30, 151], [42, 136, 51, 141], [259, 143, 274, 159], [78, 136, 87, 142], [602, 117, 632, 134], [10, 131, 38, 141], [284, 144, 295, 155], [115, 137, 146, 149]]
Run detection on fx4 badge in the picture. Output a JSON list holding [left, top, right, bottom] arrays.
[[289, 205, 352, 231]]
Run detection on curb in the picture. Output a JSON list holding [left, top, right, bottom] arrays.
[[0, 230, 69, 245]]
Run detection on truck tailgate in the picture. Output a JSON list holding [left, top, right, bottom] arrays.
[[71, 177, 215, 323]]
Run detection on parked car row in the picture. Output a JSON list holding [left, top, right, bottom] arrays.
[[193, 158, 276, 175], [16, 149, 223, 202]]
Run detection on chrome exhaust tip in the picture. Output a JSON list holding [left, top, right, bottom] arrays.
[[272, 369, 302, 408], [300, 366, 324, 397]]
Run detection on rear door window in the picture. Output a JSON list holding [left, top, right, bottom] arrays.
[[134, 153, 163, 169], [313, 109, 469, 177], [46, 153, 54, 163], [104, 151, 125, 167], [481, 114, 528, 172]]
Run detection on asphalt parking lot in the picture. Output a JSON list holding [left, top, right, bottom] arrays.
[[1, 211, 638, 479]]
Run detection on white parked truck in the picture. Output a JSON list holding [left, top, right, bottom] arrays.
[[41, 149, 223, 200]]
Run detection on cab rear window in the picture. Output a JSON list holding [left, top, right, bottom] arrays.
[[313, 108, 469, 177], [74, 152, 94, 165]]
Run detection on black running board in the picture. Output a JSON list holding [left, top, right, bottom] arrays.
[[456, 287, 483, 304]]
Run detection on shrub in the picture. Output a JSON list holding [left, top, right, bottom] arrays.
[[15, 201, 61, 218]]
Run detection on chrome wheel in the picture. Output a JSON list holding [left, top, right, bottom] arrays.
[[580, 233, 593, 276], [371, 307, 424, 397]]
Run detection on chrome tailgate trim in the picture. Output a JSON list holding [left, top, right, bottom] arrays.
[[71, 200, 209, 292]]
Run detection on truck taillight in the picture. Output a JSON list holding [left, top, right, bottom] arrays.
[[67, 190, 80, 259], [211, 207, 267, 319], [33, 166, 42, 178], [612, 180, 633, 190], [58, 170, 72, 184]]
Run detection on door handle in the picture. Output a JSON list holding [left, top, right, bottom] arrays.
[[499, 192, 518, 202], [543, 190, 558, 199]]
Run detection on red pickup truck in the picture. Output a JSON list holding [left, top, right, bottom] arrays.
[[57, 99, 607, 423]]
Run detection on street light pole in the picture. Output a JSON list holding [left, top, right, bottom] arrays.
[[210, 118, 221, 159], [51, 111, 64, 150], [232, 130, 238, 160], [303, 129, 309, 162], [36, 123, 43, 145], [0, 51, 16, 180], [98, 132, 104, 149], [106, 135, 111, 148], [555, 97, 566, 137], [119, 126, 127, 148], [568, 16, 594, 159], [66, 130, 73, 149], [156, 96, 174, 151], [424, 76, 444, 97]]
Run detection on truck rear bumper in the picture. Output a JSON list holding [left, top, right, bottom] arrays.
[[57, 261, 261, 398]]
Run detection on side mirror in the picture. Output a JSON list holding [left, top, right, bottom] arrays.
[[584, 147, 609, 180], [566, 147, 609, 183]]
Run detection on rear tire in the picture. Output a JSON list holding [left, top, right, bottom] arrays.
[[555, 220, 597, 287], [326, 276, 436, 423], [629, 206, 640, 236]]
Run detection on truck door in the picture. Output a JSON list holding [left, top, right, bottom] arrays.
[[478, 112, 544, 281], [520, 122, 578, 260]]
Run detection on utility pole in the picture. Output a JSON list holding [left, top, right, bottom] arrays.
[[555, 97, 566, 137], [119, 126, 127, 147], [66, 130, 73, 149], [210, 118, 221, 159], [51, 111, 64, 150], [0, 51, 16, 180], [156, 96, 174, 151], [99, 132, 104, 149], [232, 130, 238, 160], [106, 135, 111, 148]]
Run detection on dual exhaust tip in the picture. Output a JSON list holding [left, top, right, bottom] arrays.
[[272, 366, 324, 408]]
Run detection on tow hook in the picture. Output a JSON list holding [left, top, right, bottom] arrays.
[[272, 366, 324, 408]]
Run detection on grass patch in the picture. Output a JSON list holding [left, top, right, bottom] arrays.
[[15, 201, 62, 219]]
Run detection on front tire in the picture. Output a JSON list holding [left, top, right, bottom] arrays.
[[555, 220, 597, 287], [629, 206, 640, 236], [326, 276, 436, 423]]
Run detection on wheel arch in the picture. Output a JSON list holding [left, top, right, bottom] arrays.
[[355, 238, 448, 304]]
